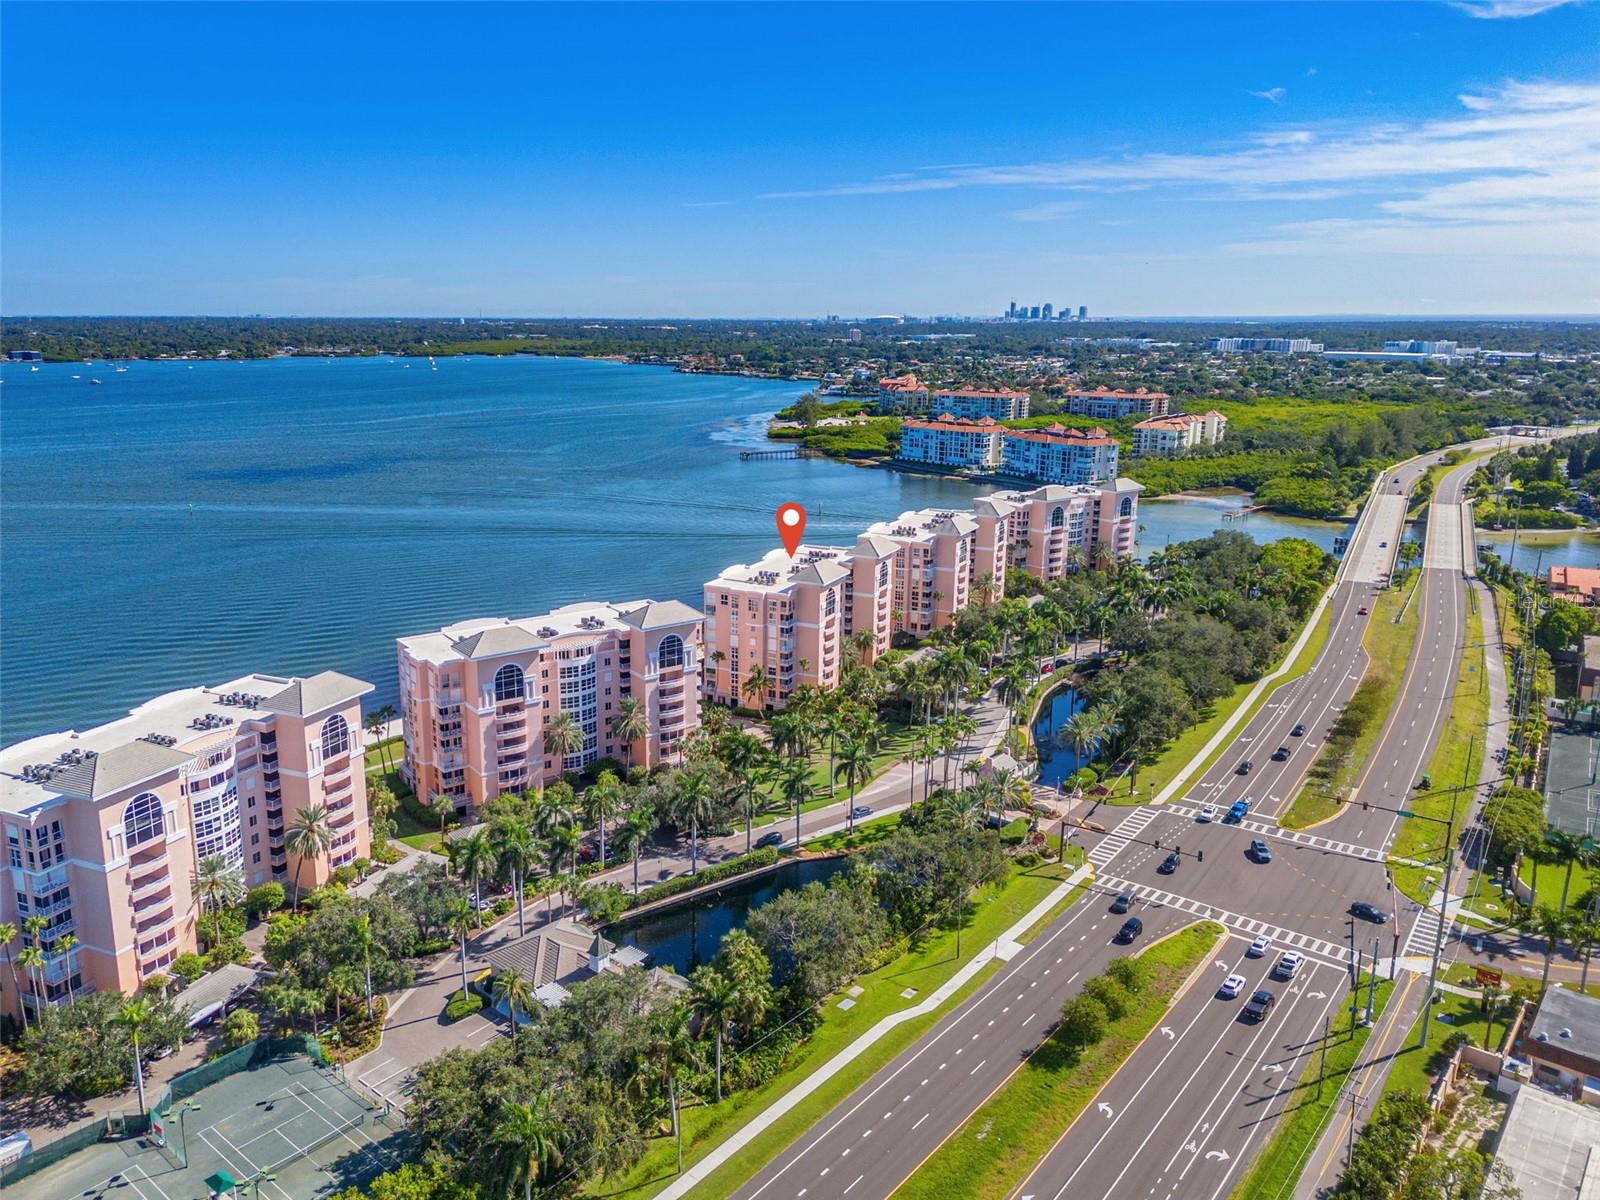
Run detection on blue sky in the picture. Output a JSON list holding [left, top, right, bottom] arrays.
[[3, 1, 1596, 317]]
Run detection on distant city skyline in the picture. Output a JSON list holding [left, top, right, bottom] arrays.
[[2, 1, 1597, 317]]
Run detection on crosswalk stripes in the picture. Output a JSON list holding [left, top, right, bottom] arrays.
[[1086, 807, 1160, 867], [1099, 873, 1353, 968], [1166, 801, 1387, 864]]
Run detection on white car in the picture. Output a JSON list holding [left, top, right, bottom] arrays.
[[1218, 973, 1247, 999], [1273, 951, 1304, 980], [1247, 935, 1272, 958], [1197, 804, 1218, 823]]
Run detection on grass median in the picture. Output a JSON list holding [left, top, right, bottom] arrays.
[[888, 921, 1224, 1200], [1226, 976, 1395, 1200], [586, 859, 1089, 1199], [1282, 577, 1421, 830], [1390, 597, 1489, 902]]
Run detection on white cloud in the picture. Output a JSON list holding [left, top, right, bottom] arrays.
[[1450, 0, 1578, 18], [1008, 200, 1083, 222], [1249, 87, 1288, 103]]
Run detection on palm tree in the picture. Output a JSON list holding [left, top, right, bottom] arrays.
[[1060, 709, 1103, 772], [690, 965, 740, 1102], [116, 998, 155, 1113], [609, 697, 650, 769], [491, 966, 535, 1038], [1573, 912, 1600, 993], [284, 803, 333, 906], [742, 664, 774, 710], [584, 770, 624, 870], [946, 790, 983, 831], [722, 732, 769, 853], [446, 897, 476, 997], [634, 1008, 697, 1174], [541, 711, 585, 768], [1536, 904, 1571, 991], [0, 922, 23, 1031], [489, 1096, 563, 1200], [430, 791, 456, 839], [16, 945, 44, 1026], [991, 767, 1033, 826], [532, 788, 575, 839], [350, 912, 377, 1020], [970, 777, 1000, 826], [781, 760, 814, 849], [615, 805, 656, 894], [836, 739, 875, 833], [547, 823, 583, 885], [491, 819, 541, 938], [450, 829, 495, 911], [52, 934, 79, 1002], [673, 770, 717, 876]]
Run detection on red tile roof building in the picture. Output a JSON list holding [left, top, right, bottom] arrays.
[[1064, 388, 1172, 420], [1001, 425, 1119, 485], [1547, 566, 1600, 608], [897, 415, 1005, 469], [1131, 410, 1227, 456]]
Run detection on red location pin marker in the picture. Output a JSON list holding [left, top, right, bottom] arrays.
[[776, 503, 807, 556]]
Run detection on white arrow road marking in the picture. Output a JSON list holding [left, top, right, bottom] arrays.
[[1215, 960, 1230, 969], [1160, 1026, 1175, 1040], [1099, 1102, 1115, 1118], [1309, 991, 1328, 999], [1263, 1063, 1285, 1073], [1205, 1149, 1230, 1162]]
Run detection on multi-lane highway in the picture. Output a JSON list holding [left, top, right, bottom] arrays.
[[730, 435, 1552, 1200]]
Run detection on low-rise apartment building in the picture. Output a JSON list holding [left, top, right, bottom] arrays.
[[875, 374, 930, 414], [1132, 410, 1228, 456], [0, 671, 372, 1021], [897, 414, 1004, 469], [1547, 566, 1600, 607], [703, 539, 897, 710], [397, 600, 703, 810], [1063, 388, 1171, 420], [931, 388, 1031, 421], [978, 480, 1142, 578], [1001, 425, 1120, 485]]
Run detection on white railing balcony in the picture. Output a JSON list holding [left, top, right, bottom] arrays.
[[35, 894, 73, 918]]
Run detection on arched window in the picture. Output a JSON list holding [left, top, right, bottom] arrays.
[[493, 663, 526, 701], [1119, 496, 1133, 517], [825, 590, 837, 617], [1050, 506, 1066, 528], [658, 634, 684, 669], [123, 792, 164, 849], [321, 714, 350, 760]]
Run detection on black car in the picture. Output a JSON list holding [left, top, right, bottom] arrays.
[[1110, 889, 1136, 914], [1237, 761, 1253, 776], [755, 831, 787, 849], [1158, 851, 1180, 875], [1351, 901, 1390, 924], [1249, 839, 1272, 863], [1271, 746, 1290, 762], [1115, 917, 1143, 944], [1291, 723, 1307, 737], [1242, 989, 1276, 1022]]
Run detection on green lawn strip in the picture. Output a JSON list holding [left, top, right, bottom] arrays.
[[1517, 853, 1600, 911], [750, 720, 921, 827], [1282, 579, 1421, 830], [1095, 596, 1334, 808], [585, 861, 1082, 1199], [1226, 977, 1395, 1200], [1381, 985, 1502, 1103], [1389, 600, 1489, 902], [889, 922, 1223, 1200], [1453, 868, 1518, 927]]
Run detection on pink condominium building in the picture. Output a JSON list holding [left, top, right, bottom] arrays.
[[0, 671, 372, 1020], [703, 539, 898, 710], [396, 599, 704, 811], [977, 480, 1143, 577]]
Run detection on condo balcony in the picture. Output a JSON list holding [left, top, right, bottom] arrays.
[[326, 774, 353, 798], [134, 908, 177, 939], [132, 887, 172, 916], [34, 893, 74, 918], [129, 873, 170, 903], [127, 840, 168, 869]]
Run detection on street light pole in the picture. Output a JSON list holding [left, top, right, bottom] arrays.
[[1421, 808, 1458, 1050]]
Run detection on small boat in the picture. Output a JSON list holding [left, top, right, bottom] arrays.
[[30, 365, 39, 372], [71, 374, 81, 380], [90, 378, 103, 385], [115, 366, 128, 373]]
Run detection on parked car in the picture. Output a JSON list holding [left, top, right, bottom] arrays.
[[1110, 889, 1136, 914], [1236, 761, 1253, 776], [1247, 934, 1272, 957], [755, 830, 787, 849], [1273, 951, 1304, 980], [1271, 746, 1290, 762], [1115, 917, 1143, 944], [1249, 839, 1272, 863], [1041, 662, 1055, 674], [1197, 803, 1218, 823], [1218, 973, 1247, 999], [1291, 723, 1306, 737], [1351, 901, 1390, 924], [1242, 989, 1277, 1022], [1158, 851, 1181, 875]]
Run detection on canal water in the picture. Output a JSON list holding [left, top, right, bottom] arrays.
[[1031, 686, 1091, 792], [606, 854, 852, 975]]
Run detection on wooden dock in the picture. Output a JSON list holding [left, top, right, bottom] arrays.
[[1221, 504, 1266, 521], [740, 447, 820, 461]]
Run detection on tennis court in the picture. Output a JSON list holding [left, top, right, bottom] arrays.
[[9, 1056, 410, 1200]]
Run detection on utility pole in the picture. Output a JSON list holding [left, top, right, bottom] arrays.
[[1366, 938, 1380, 1024], [1421, 808, 1458, 1050], [1350, 943, 1362, 1035], [1316, 1015, 1331, 1101]]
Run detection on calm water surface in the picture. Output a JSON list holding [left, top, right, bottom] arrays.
[[1031, 687, 1091, 791], [0, 356, 1388, 743]]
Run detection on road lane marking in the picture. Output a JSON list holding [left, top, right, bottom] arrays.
[[912, 1112, 930, 1130]]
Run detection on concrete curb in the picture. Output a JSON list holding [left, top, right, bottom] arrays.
[[650, 862, 1094, 1200]]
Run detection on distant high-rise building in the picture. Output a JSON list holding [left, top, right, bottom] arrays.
[[848, 328, 862, 344], [1078, 305, 1088, 322], [1029, 306, 1042, 320], [1008, 301, 1018, 319], [1042, 303, 1053, 321]]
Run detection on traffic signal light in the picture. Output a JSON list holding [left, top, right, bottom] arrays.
[[1362, 801, 1370, 811]]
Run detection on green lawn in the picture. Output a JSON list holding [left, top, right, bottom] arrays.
[[1390, 598, 1489, 902], [1382, 985, 1503, 1103], [1282, 577, 1421, 829], [1099, 593, 1334, 805], [584, 860, 1087, 1199], [750, 719, 923, 825], [1227, 977, 1395, 1200], [892, 922, 1224, 1200]]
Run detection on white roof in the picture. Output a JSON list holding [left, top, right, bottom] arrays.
[[706, 544, 858, 595], [399, 598, 698, 666], [861, 507, 977, 544], [1496, 1083, 1600, 1200]]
